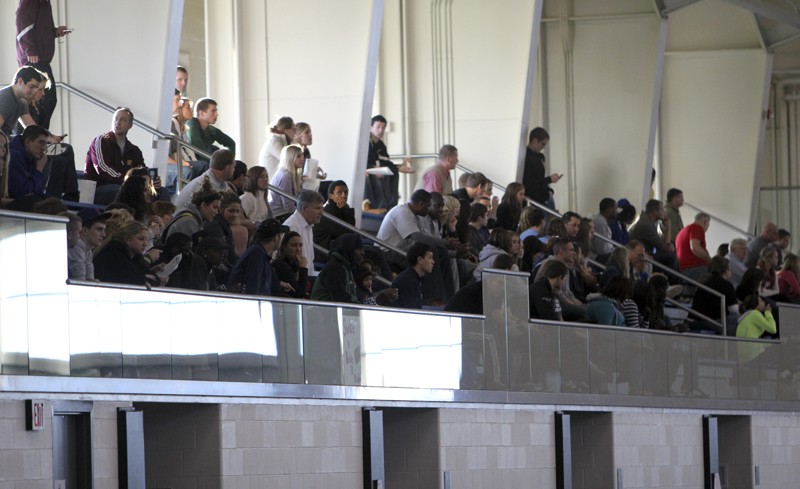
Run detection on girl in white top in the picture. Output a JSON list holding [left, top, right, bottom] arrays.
[[258, 116, 295, 179], [240, 166, 273, 225], [269, 144, 305, 219]]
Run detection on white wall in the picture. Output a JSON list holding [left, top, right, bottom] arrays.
[[660, 49, 769, 249]]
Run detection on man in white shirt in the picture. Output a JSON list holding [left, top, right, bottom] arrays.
[[174, 148, 234, 210], [284, 190, 324, 276]]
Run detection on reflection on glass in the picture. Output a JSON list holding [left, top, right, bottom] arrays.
[[0, 218, 30, 373], [359, 309, 462, 389], [68, 286, 123, 376]]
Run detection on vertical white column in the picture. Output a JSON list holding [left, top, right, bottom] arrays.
[[516, 0, 544, 182], [642, 17, 668, 209]]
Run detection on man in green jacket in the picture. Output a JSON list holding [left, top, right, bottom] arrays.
[[186, 97, 236, 162]]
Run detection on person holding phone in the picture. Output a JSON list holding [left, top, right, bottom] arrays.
[[522, 126, 561, 210], [16, 0, 72, 130]]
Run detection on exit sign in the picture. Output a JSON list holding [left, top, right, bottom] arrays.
[[25, 400, 45, 431]]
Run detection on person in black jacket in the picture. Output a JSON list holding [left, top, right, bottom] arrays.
[[392, 242, 435, 309], [521, 127, 561, 209], [272, 231, 309, 298], [94, 221, 161, 286], [529, 259, 568, 321]]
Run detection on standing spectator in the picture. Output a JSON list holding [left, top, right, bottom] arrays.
[[664, 188, 684, 244], [364, 114, 412, 210], [15, 0, 71, 129], [522, 126, 561, 209], [258, 116, 294, 180], [418, 145, 458, 195], [186, 97, 236, 162], [228, 218, 287, 296]]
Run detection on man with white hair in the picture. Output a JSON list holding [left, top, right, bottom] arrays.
[[726, 238, 748, 288]]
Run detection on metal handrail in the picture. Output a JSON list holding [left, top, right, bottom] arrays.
[[56, 82, 213, 191], [446, 160, 728, 332], [683, 200, 754, 239]]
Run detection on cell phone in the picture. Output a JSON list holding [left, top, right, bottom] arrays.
[[64, 28, 74, 34], [148, 167, 158, 178]]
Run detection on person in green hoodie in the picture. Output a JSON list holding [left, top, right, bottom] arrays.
[[736, 294, 777, 363]]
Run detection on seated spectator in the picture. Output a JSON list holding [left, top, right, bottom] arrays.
[[354, 260, 399, 306], [441, 195, 462, 241], [745, 222, 778, 268], [592, 198, 617, 261], [446, 254, 514, 315], [228, 218, 287, 295], [258, 116, 294, 180], [292, 122, 326, 191], [777, 253, 800, 302], [473, 228, 520, 281], [450, 172, 488, 241], [191, 235, 229, 292], [586, 276, 630, 326], [757, 246, 784, 300], [186, 97, 236, 162], [610, 199, 636, 245], [716, 243, 729, 259], [647, 273, 672, 330], [174, 148, 234, 210], [539, 217, 566, 244], [726, 238, 748, 287], [68, 208, 109, 281], [313, 180, 354, 260], [272, 231, 309, 298], [269, 143, 304, 220], [520, 235, 546, 276], [417, 144, 458, 194], [7, 124, 48, 202], [576, 217, 595, 261], [467, 202, 489, 254], [775, 228, 791, 265], [163, 177, 222, 242], [675, 212, 711, 281], [392, 242, 435, 309], [736, 267, 762, 303], [310, 233, 365, 303], [736, 294, 776, 345], [152, 201, 176, 228], [1, 66, 49, 136], [229, 160, 248, 196], [495, 182, 526, 232], [240, 166, 273, 225], [628, 199, 679, 276], [519, 206, 546, 241], [31, 196, 67, 215], [690, 256, 740, 335], [203, 191, 242, 268], [93, 221, 161, 286], [377, 189, 456, 302], [160, 232, 194, 289], [112, 170, 156, 223], [533, 238, 586, 321], [0, 131, 10, 206], [84, 108, 148, 203], [562, 211, 581, 240], [284, 189, 324, 276], [168, 92, 197, 187], [529, 259, 568, 321]]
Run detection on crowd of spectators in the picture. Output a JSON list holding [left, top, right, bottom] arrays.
[[0, 54, 791, 346]]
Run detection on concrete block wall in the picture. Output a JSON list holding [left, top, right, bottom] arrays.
[[139, 402, 222, 489], [0, 400, 53, 489], [751, 414, 800, 488], [612, 412, 704, 489], [438, 408, 556, 489], [218, 404, 362, 489], [384, 408, 441, 489]]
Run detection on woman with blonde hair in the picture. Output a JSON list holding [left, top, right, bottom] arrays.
[[292, 121, 326, 190], [93, 220, 162, 286], [258, 116, 295, 179], [268, 143, 305, 220]]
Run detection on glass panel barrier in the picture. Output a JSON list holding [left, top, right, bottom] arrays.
[[3, 211, 800, 410]]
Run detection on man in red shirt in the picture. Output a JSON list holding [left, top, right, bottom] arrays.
[[675, 212, 711, 281]]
